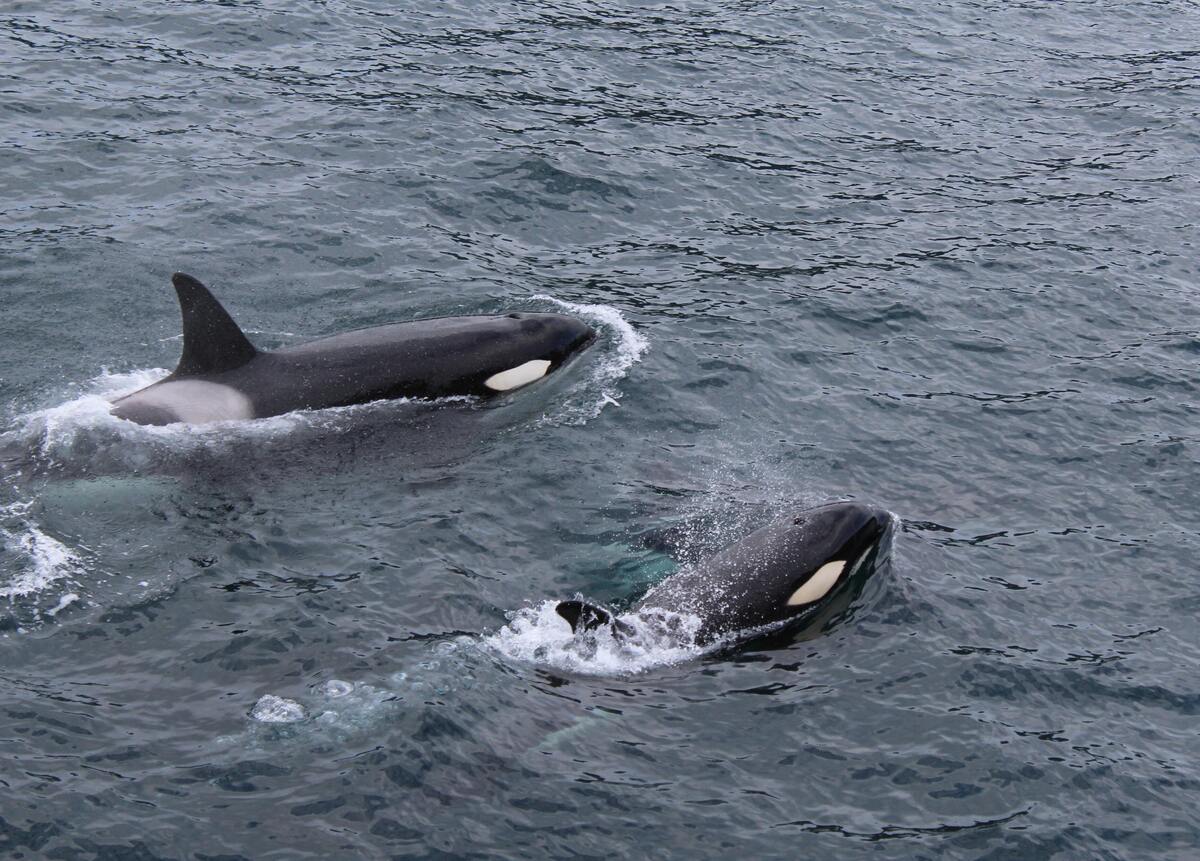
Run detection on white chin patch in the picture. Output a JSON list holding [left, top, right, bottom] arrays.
[[485, 359, 552, 392], [123, 380, 254, 424], [786, 559, 846, 606]]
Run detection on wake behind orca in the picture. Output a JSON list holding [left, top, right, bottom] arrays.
[[556, 501, 893, 650], [110, 273, 597, 426]]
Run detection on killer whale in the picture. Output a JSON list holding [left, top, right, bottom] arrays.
[[556, 501, 893, 647], [110, 273, 596, 426]]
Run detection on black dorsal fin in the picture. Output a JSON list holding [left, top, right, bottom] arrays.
[[170, 272, 258, 377], [555, 600, 614, 633]]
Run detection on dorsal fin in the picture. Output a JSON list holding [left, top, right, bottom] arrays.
[[170, 272, 258, 377]]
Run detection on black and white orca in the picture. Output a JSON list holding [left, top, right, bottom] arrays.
[[110, 273, 596, 426], [557, 501, 893, 646]]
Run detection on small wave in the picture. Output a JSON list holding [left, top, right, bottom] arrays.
[[533, 296, 649, 424], [484, 600, 706, 676]]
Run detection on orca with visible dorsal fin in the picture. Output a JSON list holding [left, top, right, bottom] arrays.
[[110, 272, 596, 426], [555, 501, 893, 648], [171, 272, 259, 378]]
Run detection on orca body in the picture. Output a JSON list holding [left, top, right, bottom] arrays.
[[110, 273, 596, 426], [557, 501, 893, 647]]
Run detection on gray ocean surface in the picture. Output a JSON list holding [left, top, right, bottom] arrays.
[[2, 1, 1199, 858]]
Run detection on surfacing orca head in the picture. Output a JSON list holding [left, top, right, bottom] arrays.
[[762, 500, 893, 621], [647, 499, 894, 642], [505, 312, 597, 368], [556, 500, 894, 650]]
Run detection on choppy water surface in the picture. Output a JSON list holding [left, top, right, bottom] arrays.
[[3, 1, 1199, 857]]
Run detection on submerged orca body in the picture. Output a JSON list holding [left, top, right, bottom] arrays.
[[110, 273, 596, 426], [557, 501, 893, 647]]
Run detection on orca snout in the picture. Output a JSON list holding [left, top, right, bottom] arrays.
[[858, 504, 893, 541], [836, 505, 893, 580], [795, 501, 889, 533], [839, 503, 892, 554], [789, 501, 892, 573], [521, 312, 597, 359]]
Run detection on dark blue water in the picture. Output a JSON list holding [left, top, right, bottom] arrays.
[[3, 1, 1199, 858]]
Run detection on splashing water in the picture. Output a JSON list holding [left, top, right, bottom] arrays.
[[0, 502, 84, 603], [250, 695, 307, 724], [0, 503, 85, 631], [484, 599, 707, 676], [532, 296, 649, 424], [8, 368, 323, 472]]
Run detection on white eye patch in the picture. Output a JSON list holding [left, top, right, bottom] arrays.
[[786, 560, 846, 606], [485, 359, 552, 391]]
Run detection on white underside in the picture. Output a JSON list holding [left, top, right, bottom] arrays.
[[787, 559, 846, 606], [124, 380, 254, 424], [485, 359, 552, 392]]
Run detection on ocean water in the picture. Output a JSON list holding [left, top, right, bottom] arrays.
[[2, 0, 1199, 858]]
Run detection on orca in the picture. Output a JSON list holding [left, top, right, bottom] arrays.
[[110, 273, 597, 426], [556, 501, 893, 647]]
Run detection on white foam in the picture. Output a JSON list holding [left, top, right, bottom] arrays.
[[46, 592, 80, 617], [250, 695, 306, 723], [532, 296, 649, 424], [239, 680, 402, 741], [0, 502, 83, 601], [483, 600, 706, 676], [319, 679, 354, 699], [21, 368, 163, 454], [11, 368, 313, 457]]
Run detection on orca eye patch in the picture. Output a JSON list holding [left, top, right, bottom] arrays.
[[786, 560, 846, 606], [485, 359, 552, 391]]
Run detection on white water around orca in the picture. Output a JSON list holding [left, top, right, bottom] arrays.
[[2, 0, 1199, 858]]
